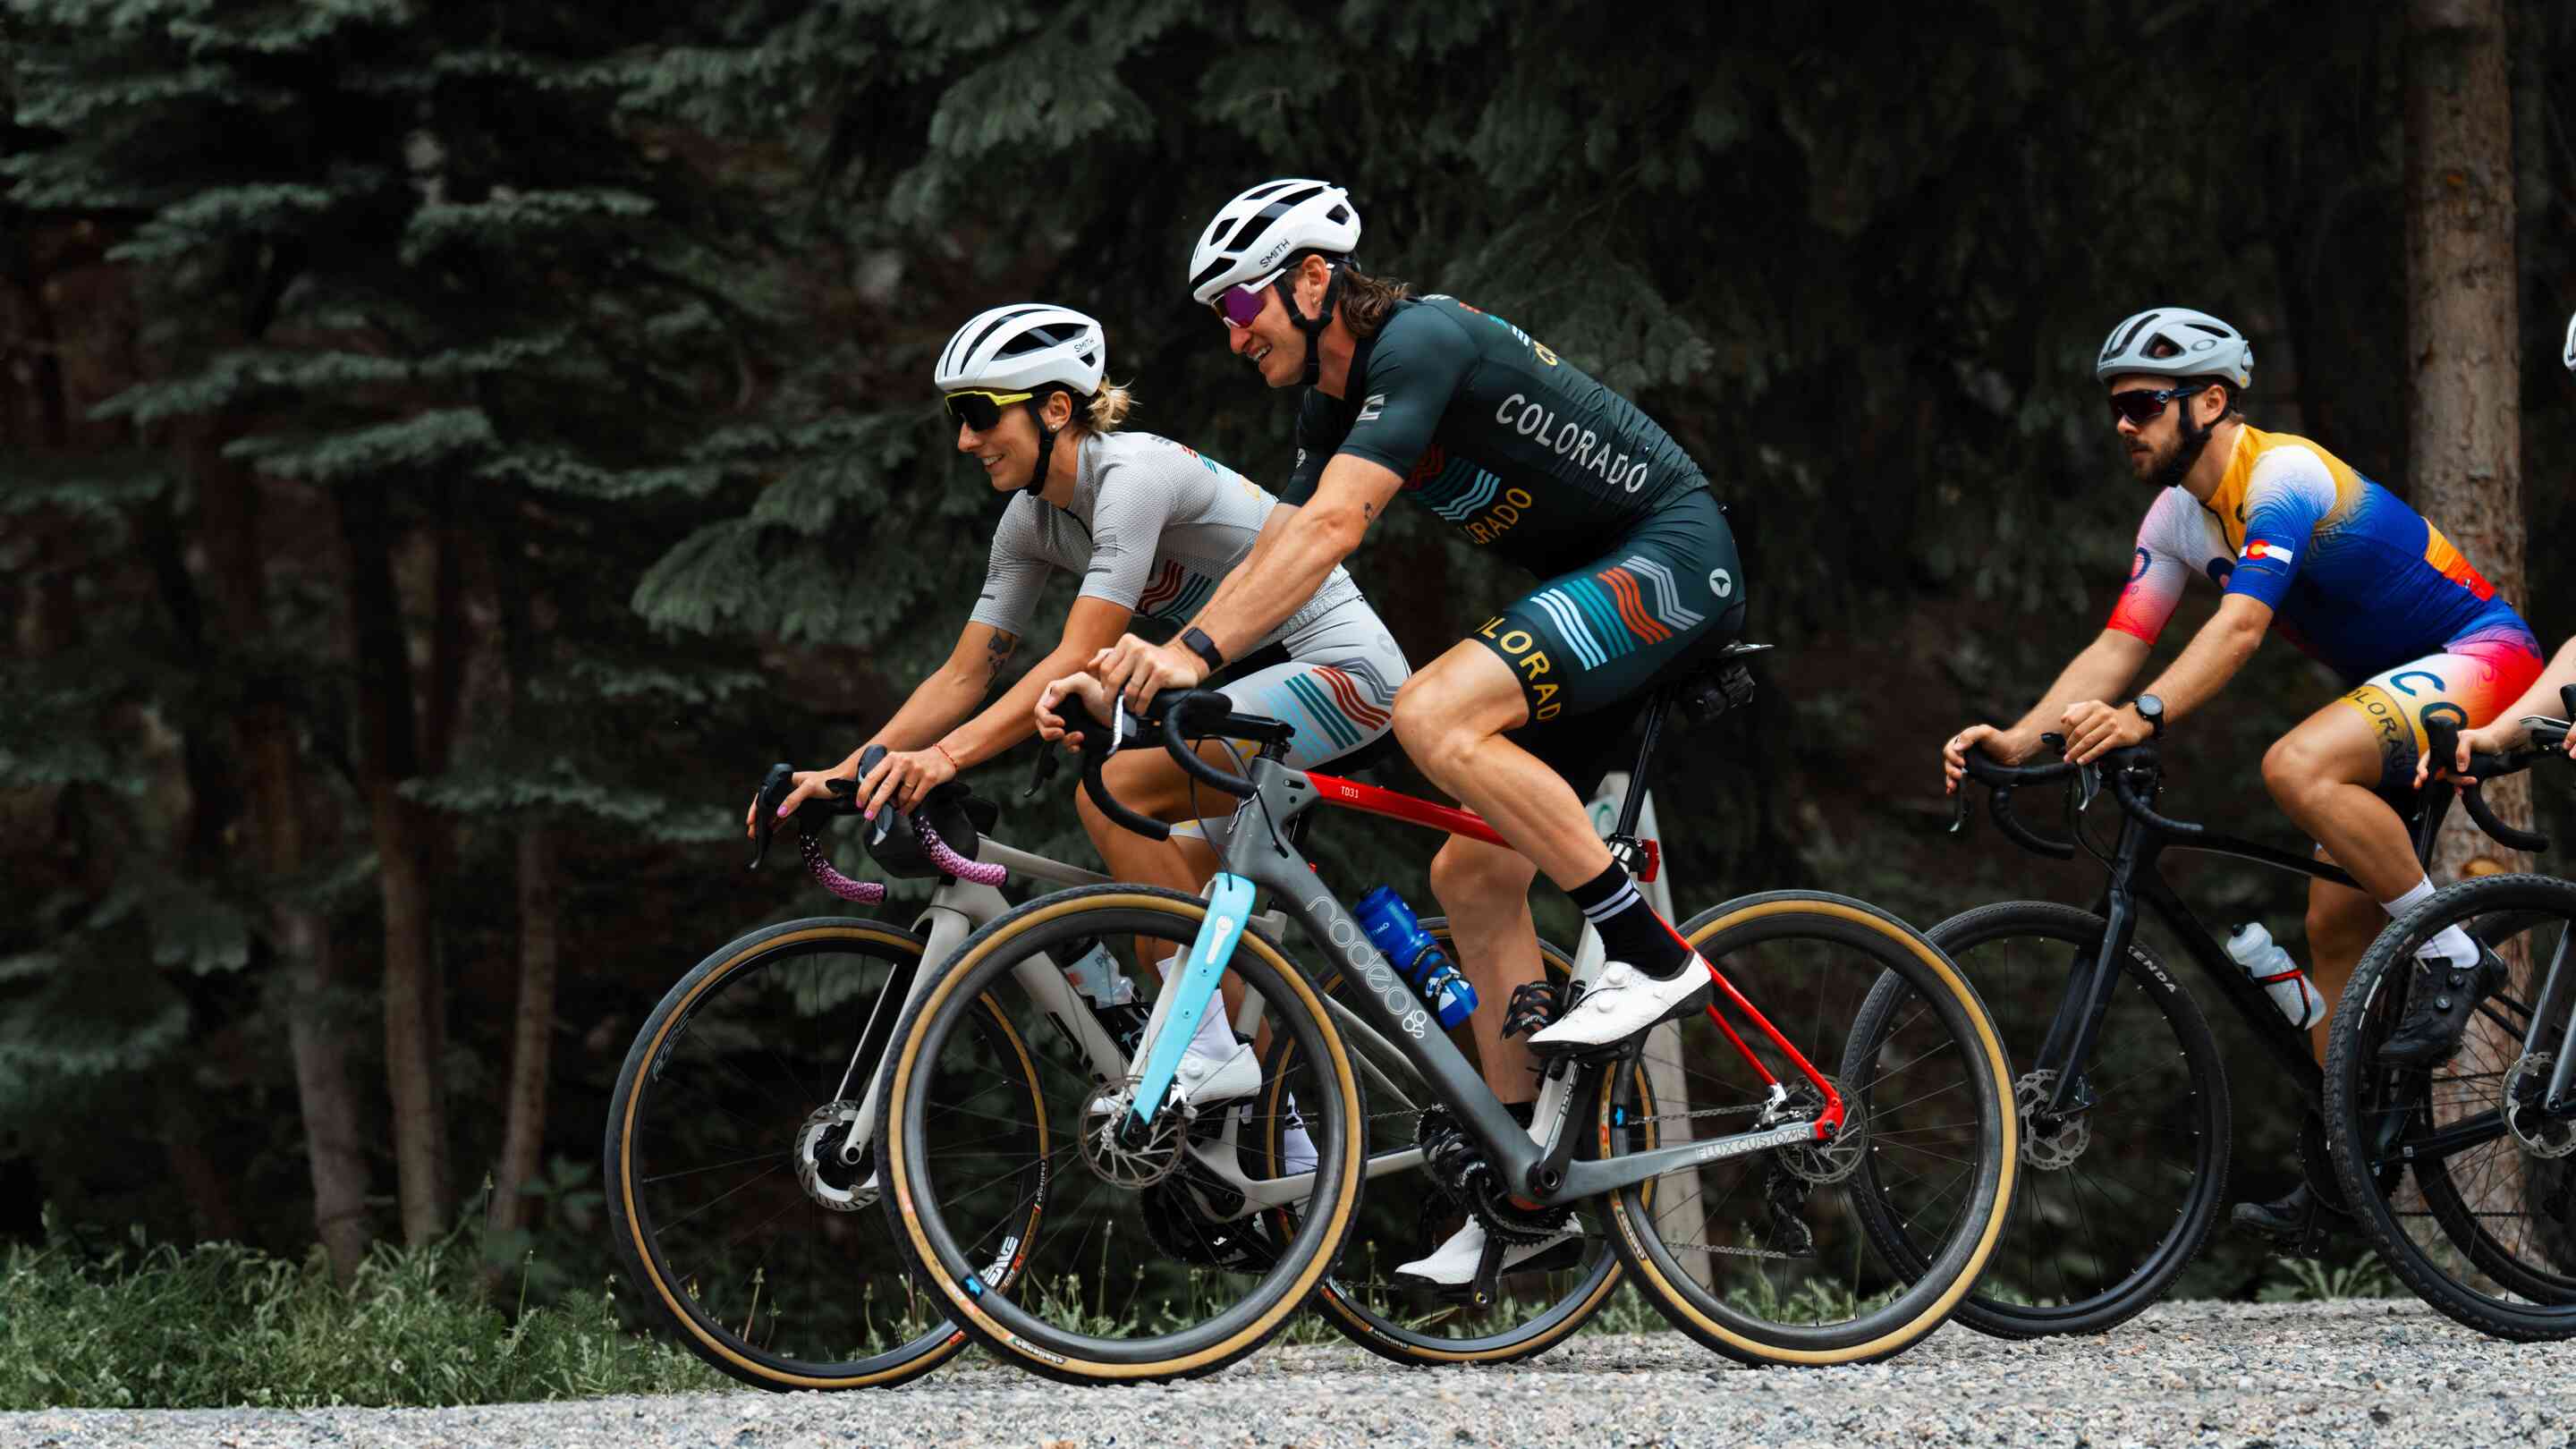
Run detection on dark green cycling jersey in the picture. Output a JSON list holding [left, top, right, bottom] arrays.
[[1284, 295, 1709, 577]]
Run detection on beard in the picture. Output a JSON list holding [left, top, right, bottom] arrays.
[[2129, 432, 2179, 480]]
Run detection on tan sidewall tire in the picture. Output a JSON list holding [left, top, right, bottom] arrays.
[[879, 888, 1365, 1381], [1606, 894, 2020, 1366]]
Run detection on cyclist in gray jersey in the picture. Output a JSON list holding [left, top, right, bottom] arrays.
[[767, 303, 1408, 1115]]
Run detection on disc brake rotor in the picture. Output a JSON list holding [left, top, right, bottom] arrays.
[[2014, 1070, 2090, 1173], [793, 1100, 875, 1212], [1777, 1079, 1865, 1185], [2507, 1053, 2576, 1160], [1080, 1088, 1186, 1189]]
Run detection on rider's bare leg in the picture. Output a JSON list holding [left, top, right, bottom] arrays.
[[1428, 836, 1543, 1105]]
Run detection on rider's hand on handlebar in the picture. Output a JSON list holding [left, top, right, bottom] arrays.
[[857, 745, 958, 821], [2060, 699, 2152, 765], [1089, 632, 1206, 713], [2414, 718, 2525, 789], [1035, 670, 1115, 750], [752, 757, 860, 837], [1942, 723, 2029, 794]]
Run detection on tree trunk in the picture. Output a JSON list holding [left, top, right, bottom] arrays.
[[487, 825, 562, 1279], [2405, 0, 2527, 886], [339, 480, 452, 1244], [193, 424, 374, 1277]]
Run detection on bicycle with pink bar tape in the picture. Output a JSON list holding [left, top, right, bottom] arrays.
[[602, 744, 1159, 1394]]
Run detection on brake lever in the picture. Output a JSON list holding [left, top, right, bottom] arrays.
[[749, 763, 794, 870], [1023, 742, 1061, 801]]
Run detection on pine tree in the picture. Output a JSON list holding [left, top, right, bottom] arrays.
[[4, 0, 795, 1250]]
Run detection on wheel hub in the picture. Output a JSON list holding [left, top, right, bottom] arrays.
[[1080, 1088, 1186, 1189], [2507, 1053, 2576, 1160], [793, 1101, 876, 1212], [1776, 1079, 1865, 1185], [2015, 1070, 2091, 1172]]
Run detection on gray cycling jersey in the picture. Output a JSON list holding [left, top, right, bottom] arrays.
[[968, 430, 1363, 640]]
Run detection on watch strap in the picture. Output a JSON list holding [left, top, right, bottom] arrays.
[[1180, 626, 1224, 674]]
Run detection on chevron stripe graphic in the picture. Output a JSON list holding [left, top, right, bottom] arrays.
[[1530, 589, 1607, 669], [1312, 665, 1390, 731], [1283, 673, 1362, 751], [1599, 567, 1673, 644], [1334, 657, 1401, 709], [1137, 560, 1185, 614], [1623, 556, 1706, 629], [1564, 578, 1636, 658], [1428, 467, 1501, 522]]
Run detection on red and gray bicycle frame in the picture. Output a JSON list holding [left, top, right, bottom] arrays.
[[1092, 691, 1843, 1211]]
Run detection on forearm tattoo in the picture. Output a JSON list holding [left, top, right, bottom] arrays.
[[983, 631, 1019, 686]]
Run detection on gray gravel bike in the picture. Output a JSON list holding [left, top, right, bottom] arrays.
[[604, 745, 1619, 1387], [871, 675, 2018, 1385]]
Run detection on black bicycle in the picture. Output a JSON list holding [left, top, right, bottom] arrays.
[[2323, 691, 2576, 1340], [1923, 733, 2475, 1337]]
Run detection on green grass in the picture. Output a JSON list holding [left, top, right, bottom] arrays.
[[0, 1216, 729, 1410]]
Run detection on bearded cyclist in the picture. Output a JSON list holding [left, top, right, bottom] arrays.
[[761, 302, 1408, 1121], [1939, 306, 2546, 1246], [1063, 180, 1749, 1288]]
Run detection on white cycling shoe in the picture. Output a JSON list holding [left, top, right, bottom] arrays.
[[1525, 959, 1711, 1055], [1394, 1218, 1580, 1288], [1173, 1041, 1261, 1109]]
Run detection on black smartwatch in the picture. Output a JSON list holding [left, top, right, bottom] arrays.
[[2131, 693, 2165, 738], [1180, 626, 1224, 674]]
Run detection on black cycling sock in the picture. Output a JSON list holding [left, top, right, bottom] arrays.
[[1567, 864, 1691, 979]]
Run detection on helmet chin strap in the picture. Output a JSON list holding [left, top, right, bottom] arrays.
[[2152, 385, 2218, 491], [1023, 389, 1067, 500], [1273, 258, 1348, 389]]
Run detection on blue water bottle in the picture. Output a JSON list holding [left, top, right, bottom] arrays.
[[1352, 886, 1479, 1030]]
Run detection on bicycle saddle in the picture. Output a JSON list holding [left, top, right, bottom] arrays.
[[1676, 641, 1770, 728]]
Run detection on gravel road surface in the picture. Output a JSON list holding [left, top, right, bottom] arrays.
[[6, 1300, 2567, 1448]]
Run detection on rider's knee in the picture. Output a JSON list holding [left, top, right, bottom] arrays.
[[2259, 732, 2328, 807], [1428, 836, 1536, 912]]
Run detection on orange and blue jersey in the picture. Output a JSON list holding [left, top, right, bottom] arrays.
[[2106, 427, 2531, 683]]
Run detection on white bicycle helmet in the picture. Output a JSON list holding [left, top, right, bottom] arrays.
[[1187, 180, 1361, 307], [2561, 309, 2575, 376], [934, 304, 1105, 497], [2094, 307, 2254, 389], [933, 303, 1106, 396]]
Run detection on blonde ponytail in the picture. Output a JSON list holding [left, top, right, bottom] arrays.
[[1086, 381, 1136, 434]]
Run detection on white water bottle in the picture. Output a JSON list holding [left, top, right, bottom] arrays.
[[2225, 923, 2326, 1030], [1061, 939, 1134, 1007]]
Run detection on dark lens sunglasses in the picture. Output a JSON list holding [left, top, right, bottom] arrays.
[[2106, 383, 2207, 427], [943, 389, 1034, 431], [1212, 268, 1284, 328]]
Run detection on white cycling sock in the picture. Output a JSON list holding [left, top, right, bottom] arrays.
[[2384, 877, 2481, 968]]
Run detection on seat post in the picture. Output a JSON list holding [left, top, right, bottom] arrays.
[[1609, 684, 1674, 841]]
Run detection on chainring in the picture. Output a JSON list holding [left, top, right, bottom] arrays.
[[1416, 1106, 1575, 1245], [1141, 1156, 1279, 1272]]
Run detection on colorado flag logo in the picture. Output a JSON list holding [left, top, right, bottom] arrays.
[[2241, 539, 2294, 566]]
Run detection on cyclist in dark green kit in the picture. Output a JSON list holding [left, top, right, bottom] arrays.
[[1073, 179, 1747, 1286]]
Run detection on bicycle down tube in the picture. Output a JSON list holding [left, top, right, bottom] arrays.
[[1121, 750, 1835, 1211]]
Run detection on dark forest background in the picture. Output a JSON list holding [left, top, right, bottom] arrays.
[[4, 0, 2572, 1304]]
